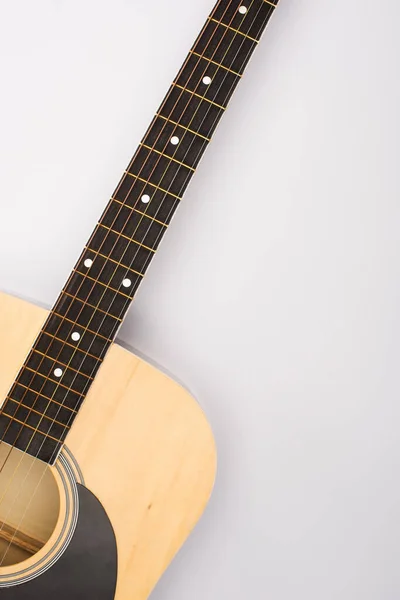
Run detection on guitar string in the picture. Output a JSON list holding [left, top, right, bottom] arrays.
[[0, 0, 274, 548], [0, 6, 254, 544], [0, 0, 243, 460], [0, 0, 273, 564], [0, 0, 276, 564], [0, 0, 234, 464], [0, 0, 247, 481], [0, 0, 260, 474], [0, 0, 276, 563], [0, 6, 246, 558], [0, 1, 276, 564]]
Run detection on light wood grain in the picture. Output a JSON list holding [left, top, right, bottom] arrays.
[[0, 291, 217, 598]]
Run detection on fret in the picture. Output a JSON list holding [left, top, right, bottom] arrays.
[[159, 85, 224, 139], [140, 143, 196, 172], [11, 383, 77, 417], [0, 414, 62, 445], [0, 415, 61, 462], [124, 173, 182, 200], [100, 199, 166, 250], [52, 312, 112, 343], [114, 176, 179, 224], [31, 349, 94, 380], [56, 291, 122, 338], [88, 225, 153, 276], [4, 398, 72, 446], [0, 404, 67, 440], [211, 0, 277, 41], [35, 332, 101, 371], [79, 249, 144, 290], [5, 397, 68, 430], [98, 223, 157, 254], [0, 0, 281, 464], [8, 384, 76, 453], [21, 365, 88, 398], [142, 115, 206, 170], [74, 266, 137, 295], [85, 245, 147, 275], [103, 202, 168, 228], [208, 17, 258, 43], [173, 83, 226, 111], [175, 54, 240, 110], [63, 290, 123, 321], [41, 313, 110, 355], [129, 208, 168, 228], [156, 113, 211, 141], [69, 270, 137, 312], [16, 368, 84, 410], [189, 51, 241, 78], [126, 146, 191, 198], [192, 19, 257, 75]]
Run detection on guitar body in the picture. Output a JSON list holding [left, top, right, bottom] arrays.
[[0, 291, 217, 599]]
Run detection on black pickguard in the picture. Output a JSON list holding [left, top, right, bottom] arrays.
[[0, 484, 118, 600]]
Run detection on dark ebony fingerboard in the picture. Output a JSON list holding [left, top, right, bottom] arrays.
[[0, 0, 280, 464]]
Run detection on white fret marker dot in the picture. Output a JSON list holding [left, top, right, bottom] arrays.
[[202, 76, 212, 85], [122, 278, 132, 288], [54, 368, 63, 378], [239, 6, 248, 14], [141, 194, 150, 203], [71, 332, 81, 342], [170, 136, 180, 145], [84, 258, 93, 268]]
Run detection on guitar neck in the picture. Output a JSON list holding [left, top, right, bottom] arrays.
[[65, 0, 279, 329], [1, 0, 279, 463]]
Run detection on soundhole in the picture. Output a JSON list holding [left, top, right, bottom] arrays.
[[0, 443, 60, 567]]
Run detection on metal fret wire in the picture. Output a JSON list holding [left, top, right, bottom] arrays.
[[0, 0, 277, 561], [0, 0, 278, 563], [3, 0, 275, 468], [1, 0, 248, 445], [0, 0, 269, 544], [0, 0, 272, 455], [0, 1, 274, 541], [0, 0, 248, 454]]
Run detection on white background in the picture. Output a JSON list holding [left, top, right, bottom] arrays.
[[1, 0, 400, 598]]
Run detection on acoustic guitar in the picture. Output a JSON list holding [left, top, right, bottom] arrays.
[[0, 0, 280, 598]]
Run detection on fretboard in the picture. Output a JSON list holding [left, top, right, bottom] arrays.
[[0, 0, 280, 464]]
